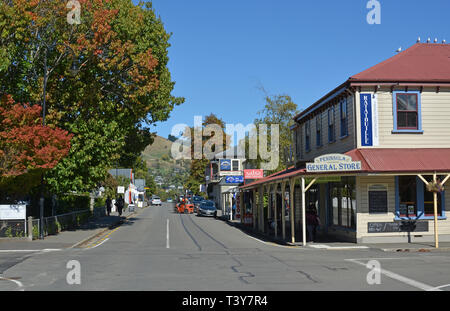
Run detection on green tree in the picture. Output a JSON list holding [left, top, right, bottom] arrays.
[[184, 114, 230, 195], [245, 92, 299, 174], [0, 0, 184, 195]]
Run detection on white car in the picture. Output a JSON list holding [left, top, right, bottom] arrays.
[[151, 196, 162, 206]]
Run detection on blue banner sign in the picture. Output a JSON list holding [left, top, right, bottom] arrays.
[[220, 159, 231, 171], [360, 93, 373, 147], [225, 176, 244, 184]]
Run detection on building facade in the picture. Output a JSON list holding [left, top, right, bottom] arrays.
[[240, 43, 450, 244]]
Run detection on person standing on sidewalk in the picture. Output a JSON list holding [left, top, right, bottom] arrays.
[[306, 207, 320, 242], [105, 196, 112, 216], [115, 195, 124, 217]]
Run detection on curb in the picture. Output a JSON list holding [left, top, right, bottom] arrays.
[[381, 247, 450, 253], [70, 210, 137, 249]]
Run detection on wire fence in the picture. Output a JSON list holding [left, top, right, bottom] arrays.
[[0, 220, 27, 238], [1, 210, 91, 239]]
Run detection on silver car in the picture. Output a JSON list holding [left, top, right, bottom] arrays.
[[151, 196, 162, 206], [197, 200, 217, 217]]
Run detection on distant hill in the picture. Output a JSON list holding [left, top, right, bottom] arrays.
[[142, 135, 190, 188]]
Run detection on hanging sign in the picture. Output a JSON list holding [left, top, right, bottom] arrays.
[[306, 154, 361, 173]]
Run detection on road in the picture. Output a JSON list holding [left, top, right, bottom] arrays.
[[1, 203, 450, 291]]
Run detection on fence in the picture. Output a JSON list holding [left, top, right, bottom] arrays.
[[0, 220, 27, 238], [40, 210, 91, 238]]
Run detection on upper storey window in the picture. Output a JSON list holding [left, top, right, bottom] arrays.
[[393, 91, 423, 133]]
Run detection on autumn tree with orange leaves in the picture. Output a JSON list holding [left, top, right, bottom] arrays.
[[0, 0, 184, 195], [0, 95, 72, 200]]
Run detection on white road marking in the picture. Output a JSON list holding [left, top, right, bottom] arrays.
[[0, 276, 24, 290], [88, 238, 109, 249], [346, 258, 440, 291], [427, 283, 450, 291], [246, 235, 300, 249], [0, 250, 39, 253], [309, 244, 369, 250], [166, 219, 170, 249]]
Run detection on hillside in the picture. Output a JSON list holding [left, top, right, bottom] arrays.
[[142, 135, 190, 189]]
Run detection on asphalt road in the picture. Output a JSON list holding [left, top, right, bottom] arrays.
[[1, 203, 450, 291]]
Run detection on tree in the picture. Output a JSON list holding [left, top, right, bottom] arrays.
[[0, 94, 72, 201], [245, 92, 299, 174], [0, 0, 184, 195], [184, 113, 230, 195]]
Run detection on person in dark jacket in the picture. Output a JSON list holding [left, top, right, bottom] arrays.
[[115, 195, 124, 217], [306, 207, 320, 242], [105, 196, 112, 216]]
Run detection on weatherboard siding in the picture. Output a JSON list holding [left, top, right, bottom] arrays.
[[356, 176, 450, 241], [358, 87, 450, 149], [295, 94, 356, 163]]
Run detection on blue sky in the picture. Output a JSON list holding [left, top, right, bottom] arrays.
[[141, 0, 450, 139]]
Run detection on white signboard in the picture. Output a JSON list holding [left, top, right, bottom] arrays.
[[0, 205, 26, 220], [117, 186, 125, 194], [306, 154, 361, 173]]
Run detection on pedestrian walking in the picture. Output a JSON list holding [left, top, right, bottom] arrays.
[[306, 206, 320, 242], [105, 196, 112, 216], [115, 195, 124, 217]]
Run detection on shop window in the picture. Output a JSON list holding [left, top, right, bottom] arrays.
[[398, 176, 417, 217], [422, 176, 443, 217], [328, 107, 335, 143], [329, 177, 356, 229], [393, 91, 422, 133], [396, 176, 445, 219], [340, 98, 348, 137], [316, 114, 322, 147], [232, 160, 239, 171]]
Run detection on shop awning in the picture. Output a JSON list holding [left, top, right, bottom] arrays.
[[241, 148, 450, 190]]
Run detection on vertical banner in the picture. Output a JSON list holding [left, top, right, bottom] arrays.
[[360, 93, 379, 147]]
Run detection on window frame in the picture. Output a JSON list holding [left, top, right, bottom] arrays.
[[340, 98, 348, 138], [328, 106, 336, 143], [395, 176, 446, 220], [305, 119, 311, 152], [393, 91, 423, 133], [316, 113, 322, 147]]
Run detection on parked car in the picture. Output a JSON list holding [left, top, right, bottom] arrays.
[[197, 200, 217, 218], [192, 196, 205, 213], [167, 198, 173, 203], [151, 196, 162, 206]]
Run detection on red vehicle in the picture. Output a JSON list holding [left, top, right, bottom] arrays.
[[176, 198, 194, 214]]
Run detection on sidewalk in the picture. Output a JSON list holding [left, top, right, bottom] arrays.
[[0, 208, 139, 251], [216, 214, 450, 252]]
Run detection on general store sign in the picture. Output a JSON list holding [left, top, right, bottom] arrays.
[[306, 154, 361, 173]]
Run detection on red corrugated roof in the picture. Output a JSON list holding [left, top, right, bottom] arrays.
[[348, 148, 450, 173], [240, 148, 450, 189], [350, 43, 450, 82]]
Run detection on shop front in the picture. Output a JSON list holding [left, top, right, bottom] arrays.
[[240, 149, 450, 247]]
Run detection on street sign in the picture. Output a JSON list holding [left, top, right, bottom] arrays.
[[117, 186, 125, 194], [225, 176, 244, 184]]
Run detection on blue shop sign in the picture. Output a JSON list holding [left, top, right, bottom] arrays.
[[225, 176, 244, 184], [220, 159, 232, 171]]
